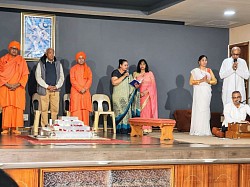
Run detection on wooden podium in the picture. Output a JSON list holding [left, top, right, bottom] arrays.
[[225, 123, 250, 139]]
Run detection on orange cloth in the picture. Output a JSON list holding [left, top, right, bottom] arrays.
[[70, 63, 92, 121], [71, 109, 90, 126], [75, 51, 86, 61], [8, 41, 20, 50], [2, 106, 24, 128], [0, 53, 29, 128]]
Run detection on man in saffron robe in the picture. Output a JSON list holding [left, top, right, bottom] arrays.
[[70, 51, 92, 125], [0, 41, 29, 134]]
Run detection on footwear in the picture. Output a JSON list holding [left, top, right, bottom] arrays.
[[212, 127, 225, 138], [143, 129, 149, 135], [12, 130, 21, 135], [212, 127, 220, 135], [215, 131, 225, 138], [1, 130, 9, 135]]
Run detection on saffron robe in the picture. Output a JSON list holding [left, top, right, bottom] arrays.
[[70, 63, 92, 125], [0, 54, 29, 128]]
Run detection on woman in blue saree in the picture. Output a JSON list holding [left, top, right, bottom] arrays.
[[111, 59, 140, 134]]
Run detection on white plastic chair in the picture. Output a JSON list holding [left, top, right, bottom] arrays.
[[31, 93, 41, 134], [92, 94, 116, 134]]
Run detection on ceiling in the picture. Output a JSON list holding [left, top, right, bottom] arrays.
[[0, 0, 250, 28]]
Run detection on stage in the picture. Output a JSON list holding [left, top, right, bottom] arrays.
[[1, 131, 250, 168], [1, 130, 250, 186]]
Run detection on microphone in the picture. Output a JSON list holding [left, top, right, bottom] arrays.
[[239, 97, 250, 104], [233, 58, 238, 71], [126, 70, 130, 77], [126, 70, 130, 83], [122, 70, 129, 76]]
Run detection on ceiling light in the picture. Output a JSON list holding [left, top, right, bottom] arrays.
[[224, 10, 235, 16]]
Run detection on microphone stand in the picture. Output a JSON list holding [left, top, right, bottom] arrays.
[[127, 70, 130, 84], [234, 58, 237, 91]]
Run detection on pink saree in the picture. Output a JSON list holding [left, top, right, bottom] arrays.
[[136, 71, 158, 130]]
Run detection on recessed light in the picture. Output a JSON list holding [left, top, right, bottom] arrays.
[[224, 10, 235, 16]]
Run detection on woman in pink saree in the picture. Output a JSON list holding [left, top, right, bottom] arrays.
[[133, 59, 158, 133]]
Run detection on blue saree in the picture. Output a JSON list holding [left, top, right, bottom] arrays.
[[112, 74, 140, 134]]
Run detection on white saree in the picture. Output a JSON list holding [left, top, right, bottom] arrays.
[[190, 68, 212, 136]]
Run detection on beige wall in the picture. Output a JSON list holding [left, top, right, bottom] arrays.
[[230, 24, 250, 45], [230, 24, 250, 59]]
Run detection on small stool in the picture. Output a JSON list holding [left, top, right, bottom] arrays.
[[129, 118, 176, 140]]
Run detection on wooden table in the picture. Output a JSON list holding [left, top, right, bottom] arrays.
[[225, 123, 250, 139], [128, 118, 176, 140]]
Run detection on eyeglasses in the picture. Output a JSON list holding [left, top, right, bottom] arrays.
[[232, 96, 241, 99]]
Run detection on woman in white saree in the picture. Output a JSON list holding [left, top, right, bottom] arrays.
[[189, 55, 217, 136]]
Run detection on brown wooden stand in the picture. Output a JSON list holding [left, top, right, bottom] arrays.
[[129, 118, 176, 140], [225, 123, 250, 139]]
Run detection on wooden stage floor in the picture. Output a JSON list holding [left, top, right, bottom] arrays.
[[1, 130, 250, 169]]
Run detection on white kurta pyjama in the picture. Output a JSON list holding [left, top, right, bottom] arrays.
[[219, 57, 249, 106], [222, 103, 250, 127]]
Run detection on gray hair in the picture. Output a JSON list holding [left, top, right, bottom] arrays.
[[231, 46, 241, 54], [45, 48, 54, 54]]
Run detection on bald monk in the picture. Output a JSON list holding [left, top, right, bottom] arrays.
[[0, 41, 29, 134], [70, 51, 92, 125]]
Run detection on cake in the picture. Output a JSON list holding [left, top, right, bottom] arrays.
[[42, 116, 93, 139]]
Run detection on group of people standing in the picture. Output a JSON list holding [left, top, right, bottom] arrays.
[[189, 47, 250, 136], [0, 41, 158, 135], [0, 41, 93, 134], [35, 48, 93, 127], [1, 40, 246, 136], [111, 59, 158, 134]]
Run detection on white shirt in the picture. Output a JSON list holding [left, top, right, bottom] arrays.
[[223, 103, 250, 127], [35, 62, 64, 89], [219, 57, 249, 106]]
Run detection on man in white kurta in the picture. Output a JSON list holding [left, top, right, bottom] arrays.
[[222, 91, 250, 132], [219, 47, 249, 106]]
